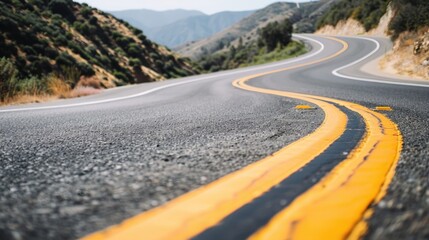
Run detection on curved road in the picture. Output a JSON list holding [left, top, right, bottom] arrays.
[[0, 35, 428, 239]]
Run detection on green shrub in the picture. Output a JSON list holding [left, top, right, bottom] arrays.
[[129, 58, 141, 67], [27, 55, 39, 62], [0, 17, 20, 35], [389, 0, 429, 38], [89, 16, 98, 25], [14, 31, 40, 46], [56, 52, 76, 67], [33, 43, 48, 55], [80, 7, 92, 18], [163, 60, 174, 72], [126, 43, 142, 57], [59, 66, 81, 87], [111, 31, 122, 40], [28, 57, 52, 76], [22, 46, 37, 55], [48, 0, 76, 22], [17, 75, 48, 95], [41, 10, 52, 18], [149, 52, 159, 60], [0, 57, 18, 101], [45, 47, 59, 59], [317, 0, 388, 31], [15, 56, 27, 70], [77, 62, 95, 76], [0, 41, 17, 58], [97, 55, 111, 67], [113, 71, 128, 81], [116, 36, 133, 49], [68, 41, 86, 56], [54, 34, 68, 46], [132, 28, 143, 35], [86, 45, 98, 55]]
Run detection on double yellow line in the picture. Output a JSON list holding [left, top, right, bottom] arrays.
[[83, 37, 402, 240], [235, 79, 402, 240]]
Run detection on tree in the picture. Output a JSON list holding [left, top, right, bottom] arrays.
[[258, 19, 293, 52]]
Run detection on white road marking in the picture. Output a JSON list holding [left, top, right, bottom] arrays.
[[4, 35, 426, 113], [0, 35, 324, 113], [332, 36, 429, 88]]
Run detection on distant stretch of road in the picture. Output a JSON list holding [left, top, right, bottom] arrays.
[[1, 35, 428, 240]]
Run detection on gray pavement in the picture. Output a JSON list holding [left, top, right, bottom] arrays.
[[0, 35, 428, 239], [0, 41, 325, 239]]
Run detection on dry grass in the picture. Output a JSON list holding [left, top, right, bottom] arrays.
[[315, 7, 428, 81], [67, 86, 101, 98], [380, 30, 429, 80], [48, 76, 71, 96], [0, 94, 57, 106], [1, 75, 102, 106]]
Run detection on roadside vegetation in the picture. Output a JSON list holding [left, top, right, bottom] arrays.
[[198, 19, 306, 72], [0, 0, 197, 104], [388, 0, 429, 38], [317, 0, 429, 38], [0, 57, 101, 104]]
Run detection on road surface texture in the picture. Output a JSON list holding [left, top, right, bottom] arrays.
[[0, 35, 428, 239]]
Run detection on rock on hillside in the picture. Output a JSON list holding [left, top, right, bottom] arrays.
[[381, 29, 429, 80], [414, 31, 429, 58], [0, 0, 197, 91]]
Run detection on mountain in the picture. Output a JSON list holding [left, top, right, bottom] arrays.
[[176, 2, 297, 59], [109, 9, 205, 33], [111, 9, 254, 48], [175, 1, 339, 60], [148, 10, 254, 48], [0, 0, 197, 103]]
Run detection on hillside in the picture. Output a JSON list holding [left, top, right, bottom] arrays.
[[198, 19, 307, 73], [109, 9, 205, 34], [176, 1, 337, 60], [148, 11, 254, 48], [317, 0, 429, 38], [177, 2, 299, 59], [293, 0, 340, 33], [0, 0, 197, 103], [316, 0, 429, 80]]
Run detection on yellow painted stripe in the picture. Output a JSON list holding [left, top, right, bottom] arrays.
[[83, 99, 345, 240], [295, 105, 316, 110], [375, 106, 393, 111], [248, 67, 402, 239], [83, 38, 350, 240]]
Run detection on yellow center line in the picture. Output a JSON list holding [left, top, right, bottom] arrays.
[[245, 53, 402, 239], [82, 37, 351, 240], [249, 97, 402, 240]]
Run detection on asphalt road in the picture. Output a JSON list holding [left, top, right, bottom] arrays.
[[0, 35, 428, 239]]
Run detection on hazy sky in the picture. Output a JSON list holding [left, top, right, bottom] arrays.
[[74, 0, 313, 14]]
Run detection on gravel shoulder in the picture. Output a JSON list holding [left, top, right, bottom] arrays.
[[365, 109, 429, 240]]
